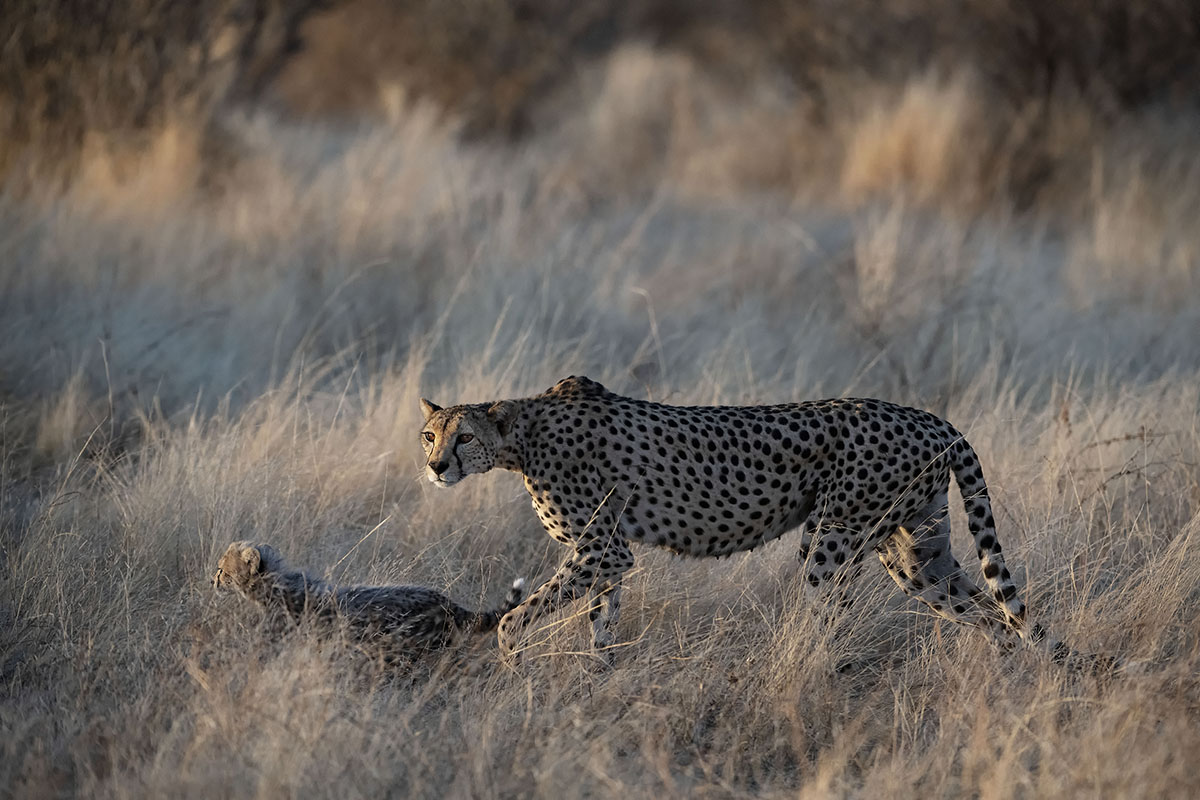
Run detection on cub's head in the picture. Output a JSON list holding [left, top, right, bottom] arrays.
[[419, 398, 517, 487], [213, 541, 284, 593]]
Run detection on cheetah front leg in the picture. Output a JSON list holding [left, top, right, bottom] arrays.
[[586, 534, 634, 663], [498, 533, 634, 664]]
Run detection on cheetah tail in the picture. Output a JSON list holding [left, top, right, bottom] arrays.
[[951, 436, 1119, 674], [469, 578, 528, 633], [949, 436, 1027, 631]]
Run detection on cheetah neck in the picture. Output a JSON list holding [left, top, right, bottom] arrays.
[[492, 397, 538, 474], [247, 568, 335, 617]]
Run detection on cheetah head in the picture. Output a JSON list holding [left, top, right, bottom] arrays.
[[213, 541, 284, 594], [419, 398, 516, 487]]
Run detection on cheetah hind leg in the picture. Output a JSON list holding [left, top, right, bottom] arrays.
[[883, 493, 1120, 673], [876, 492, 1019, 651]]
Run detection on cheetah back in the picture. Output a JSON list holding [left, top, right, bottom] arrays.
[[523, 386, 961, 558]]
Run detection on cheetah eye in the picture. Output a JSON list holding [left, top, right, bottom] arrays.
[[458, 434, 474, 444], [422, 431, 435, 443]]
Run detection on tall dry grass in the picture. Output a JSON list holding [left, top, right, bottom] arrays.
[[2, 29, 1200, 800]]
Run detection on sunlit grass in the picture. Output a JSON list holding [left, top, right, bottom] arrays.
[[3, 43, 1200, 799]]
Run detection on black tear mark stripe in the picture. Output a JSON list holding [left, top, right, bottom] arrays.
[[428, 414, 453, 470]]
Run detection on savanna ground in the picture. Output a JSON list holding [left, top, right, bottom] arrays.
[[3, 2, 1200, 797]]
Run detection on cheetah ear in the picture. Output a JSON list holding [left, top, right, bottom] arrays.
[[487, 401, 517, 436], [420, 398, 442, 421], [240, 545, 264, 574]]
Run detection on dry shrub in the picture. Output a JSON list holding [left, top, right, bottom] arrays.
[[0, 0, 317, 188], [534, 45, 727, 201], [9, 0, 1200, 215], [267, 0, 1200, 133], [1067, 145, 1200, 307], [748, 0, 1200, 116], [32, 373, 108, 467], [839, 74, 992, 207], [272, 0, 633, 137], [67, 124, 209, 221]]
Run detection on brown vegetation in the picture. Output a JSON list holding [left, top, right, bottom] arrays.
[[2, 2, 1200, 798]]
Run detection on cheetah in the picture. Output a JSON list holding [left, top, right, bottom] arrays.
[[419, 376, 1077, 665], [213, 540, 526, 657]]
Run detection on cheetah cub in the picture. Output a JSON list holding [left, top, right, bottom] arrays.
[[213, 540, 526, 656]]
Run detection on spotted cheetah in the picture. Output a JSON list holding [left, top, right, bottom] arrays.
[[419, 376, 1075, 665], [213, 540, 526, 657]]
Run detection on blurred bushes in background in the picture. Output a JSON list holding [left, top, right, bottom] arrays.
[[6, 0, 1200, 192]]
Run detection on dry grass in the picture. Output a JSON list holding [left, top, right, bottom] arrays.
[[3, 10, 1200, 800]]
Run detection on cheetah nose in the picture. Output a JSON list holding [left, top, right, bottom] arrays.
[[429, 460, 449, 476]]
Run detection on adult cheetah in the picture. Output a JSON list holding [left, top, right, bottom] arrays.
[[213, 540, 526, 657], [419, 376, 1072, 664]]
